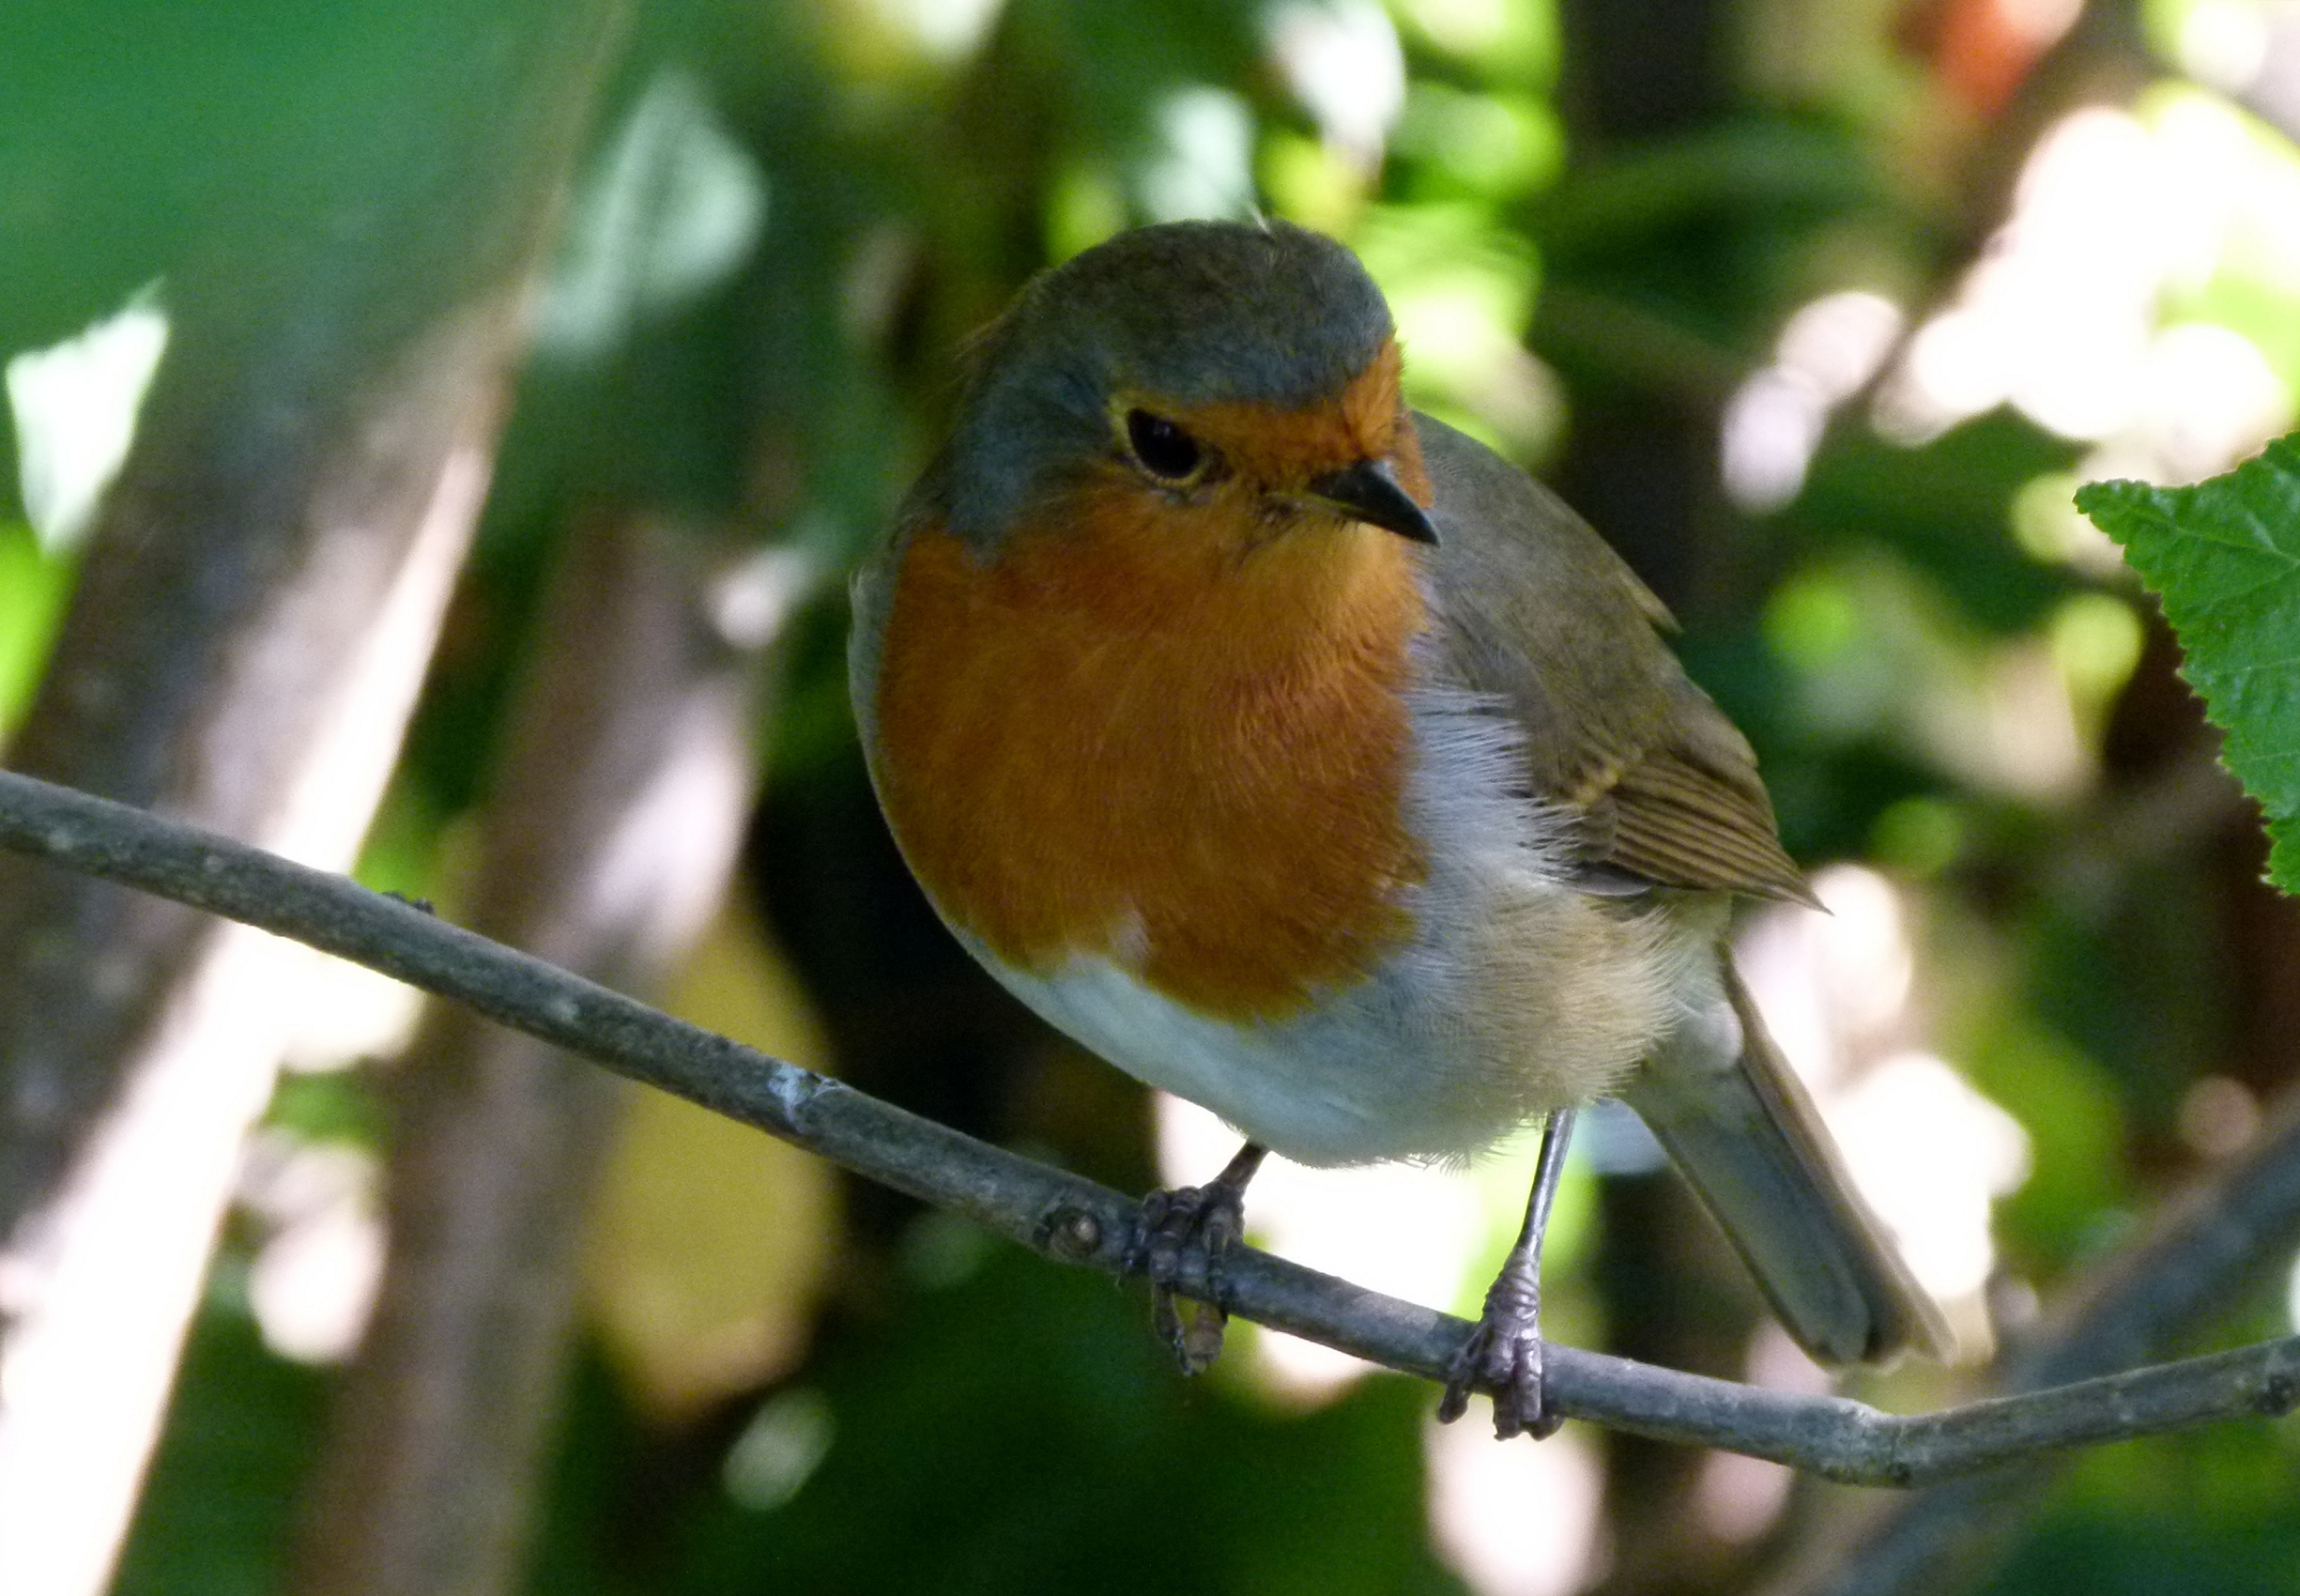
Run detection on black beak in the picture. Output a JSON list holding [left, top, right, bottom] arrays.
[[1307, 459, 1440, 545]]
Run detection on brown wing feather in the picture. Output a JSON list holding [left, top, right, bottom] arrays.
[[1602, 755, 1813, 903], [1412, 413, 1814, 905]]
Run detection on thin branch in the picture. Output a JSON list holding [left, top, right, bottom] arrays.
[[1772, 1050, 2300, 1593], [1, 765, 2294, 1489]]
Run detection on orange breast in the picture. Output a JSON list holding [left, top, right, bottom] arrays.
[[871, 485, 1429, 1021]]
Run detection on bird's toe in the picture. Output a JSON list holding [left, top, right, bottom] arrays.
[[1439, 1293, 1556, 1441], [1127, 1180, 1249, 1374]]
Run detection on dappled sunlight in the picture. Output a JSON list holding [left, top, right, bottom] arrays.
[[279, 954, 423, 1073], [1738, 867, 2031, 1355], [532, 70, 770, 362], [1762, 552, 2140, 806], [1723, 290, 1905, 512], [1156, 1091, 1492, 1401], [1878, 107, 2169, 444], [1267, 0, 1407, 172], [1354, 205, 1557, 459], [237, 1131, 386, 1364], [1831, 1052, 2031, 1304], [4, 287, 169, 556], [1142, 88, 1259, 223], [1735, 864, 1912, 1097], [858, 0, 1004, 63], [2179, 1073, 2263, 1159], [1425, 1409, 1604, 1596], [0, 930, 335, 1596], [1876, 90, 2300, 481], [582, 686, 760, 972]]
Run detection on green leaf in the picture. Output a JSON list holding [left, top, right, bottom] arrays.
[[2076, 437, 2300, 893]]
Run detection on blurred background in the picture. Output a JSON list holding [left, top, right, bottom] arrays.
[[4, 0, 2300, 1592]]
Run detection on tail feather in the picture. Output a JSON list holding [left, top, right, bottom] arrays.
[[1619, 957, 1950, 1366]]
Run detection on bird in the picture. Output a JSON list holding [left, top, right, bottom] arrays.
[[848, 217, 1947, 1437]]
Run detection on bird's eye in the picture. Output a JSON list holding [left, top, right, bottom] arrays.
[[1125, 410, 1204, 483]]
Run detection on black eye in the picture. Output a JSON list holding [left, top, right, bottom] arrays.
[[1126, 409, 1203, 482]]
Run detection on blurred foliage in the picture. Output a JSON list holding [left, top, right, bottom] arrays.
[[581, 897, 841, 1420], [632, 1253, 1458, 1596], [9, 0, 2300, 1592], [112, 1302, 330, 1596], [0, 520, 71, 740]]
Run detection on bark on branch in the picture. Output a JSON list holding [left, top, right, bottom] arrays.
[[1, 765, 2293, 1489]]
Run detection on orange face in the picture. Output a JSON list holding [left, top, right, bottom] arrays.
[[872, 341, 1436, 1021], [1107, 338, 1431, 523]]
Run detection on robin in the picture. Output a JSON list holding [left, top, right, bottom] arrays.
[[850, 218, 1946, 1437]]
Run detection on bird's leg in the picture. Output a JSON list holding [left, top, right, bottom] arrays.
[[1440, 1106, 1578, 1440], [1125, 1142, 1266, 1373]]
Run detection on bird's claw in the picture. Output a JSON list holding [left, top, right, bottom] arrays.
[[1126, 1180, 1248, 1373], [1438, 1268, 1557, 1440]]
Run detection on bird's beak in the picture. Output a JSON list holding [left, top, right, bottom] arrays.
[[1306, 459, 1440, 545]]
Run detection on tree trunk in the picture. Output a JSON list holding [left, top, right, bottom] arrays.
[[0, 7, 624, 1591]]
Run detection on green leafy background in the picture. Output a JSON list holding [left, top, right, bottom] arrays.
[[8, 0, 2300, 1592]]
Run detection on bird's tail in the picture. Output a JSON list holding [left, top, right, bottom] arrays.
[[1619, 955, 1951, 1366]]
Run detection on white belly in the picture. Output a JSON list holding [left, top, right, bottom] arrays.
[[981, 943, 1499, 1164]]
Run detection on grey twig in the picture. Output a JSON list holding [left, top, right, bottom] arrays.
[[1, 765, 2294, 1488], [1774, 1039, 2300, 1593]]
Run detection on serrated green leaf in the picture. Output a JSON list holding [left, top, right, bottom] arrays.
[[2076, 437, 2300, 893]]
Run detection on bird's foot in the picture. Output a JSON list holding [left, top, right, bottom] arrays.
[[1438, 1265, 1556, 1441], [1126, 1176, 1250, 1374]]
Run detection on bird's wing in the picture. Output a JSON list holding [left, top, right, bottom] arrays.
[[1412, 412, 1813, 904]]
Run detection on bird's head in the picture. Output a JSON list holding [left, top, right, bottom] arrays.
[[928, 220, 1438, 580]]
